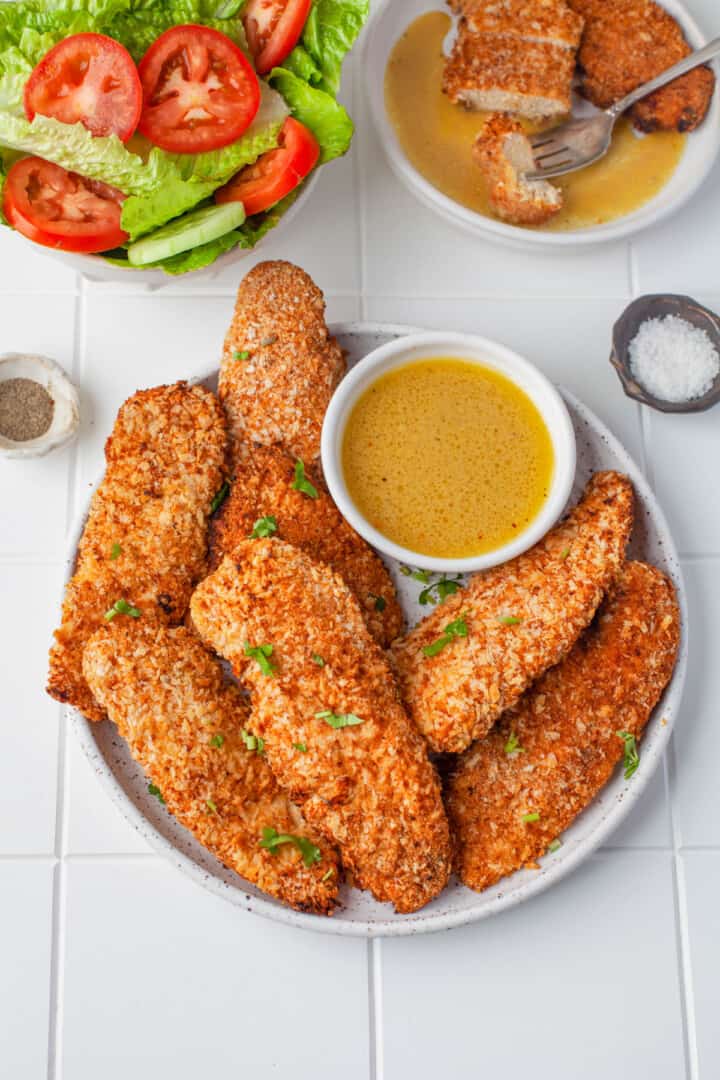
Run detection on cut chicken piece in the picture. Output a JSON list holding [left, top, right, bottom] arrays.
[[84, 622, 340, 914], [447, 562, 680, 892], [391, 472, 634, 754], [474, 113, 563, 225], [461, 0, 584, 50], [190, 540, 452, 914]]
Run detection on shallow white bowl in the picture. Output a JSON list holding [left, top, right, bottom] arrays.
[[363, 0, 720, 249], [68, 322, 687, 937], [321, 330, 576, 573]]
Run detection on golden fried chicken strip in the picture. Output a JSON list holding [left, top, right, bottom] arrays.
[[83, 622, 339, 914], [219, 260, 345, 465], [47, 383, 227, 722], [391, 471, 634, 754], [190, 540, 452, 914], [570, 0, 715, 133], [460, 0, 584, 50], [210, 443, 404, 646], [447, 561, 680, 892], [474, 113, 563, 225]]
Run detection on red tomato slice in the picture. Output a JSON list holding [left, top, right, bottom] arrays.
[[243, 0, 312, 75], [214, 117, 319, 215], [24, 33, 142, 142], [137, 25, 260, 153], [3, 156, 128, 254]]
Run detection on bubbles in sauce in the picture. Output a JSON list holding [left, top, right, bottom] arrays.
[[341, 358, 555, 559], [385, 12, 686, 231]]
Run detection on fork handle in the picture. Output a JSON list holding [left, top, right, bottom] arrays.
[[609, 36, 720, 116]]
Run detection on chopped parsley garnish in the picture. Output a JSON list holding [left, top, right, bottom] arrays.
[[210, 481, 230, 514], [522, 811, 540, 823], [241, 729, 265, 754], [419, 575, 463, 606], [560, 548, 570, 560], [206, 799, 217, 814], [504, 731, 524, 755], [244, 641, 276, 677], [617, 730, 640, 779], [547, 839, 562, 853], [497, 615, 523, 626], [311, 653, 325, 667], [321, 868, 334, 882], [209, 734, 225, 748], [370, 593, 386, 612], [109, 542, 121, 560], [104, 598, 141, 622], [233, 350, 250, 360], [293, 742, 308, 753], [292, 459, 318, 499], [148, 783, 165, 804], [259, 826, 321, 867], [316, 709, 365, 729], [250, 515, 277, 539], [401, 566, 431, 584], [422, 616, 469, 658]]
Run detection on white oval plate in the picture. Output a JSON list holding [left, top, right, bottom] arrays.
[[68, 322, 687, 936], [363, 0, 720, 250]]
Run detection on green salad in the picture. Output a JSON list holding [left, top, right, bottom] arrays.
[[0, 0, 368, 273]]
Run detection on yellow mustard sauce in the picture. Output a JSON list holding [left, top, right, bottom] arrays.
[[341, 358, 555, 559], [385, 12, 687, 231]]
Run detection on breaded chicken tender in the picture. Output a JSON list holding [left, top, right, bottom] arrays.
[[391, 472, 634, 754], [474, 113, 563, 225], [447, 561, 680, 892], [461, 0, 584, 50], [219, 260, 345, 465], [83, 622, 339, 913], [190, 540, 452, 914], [210, 443, 403, 647], [47, 383, 227, 722], [570, 0, 715, 133]]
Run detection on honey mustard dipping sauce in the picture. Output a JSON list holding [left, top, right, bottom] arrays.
[[341, 358, 555, 560], [385, 12, 686, 231]]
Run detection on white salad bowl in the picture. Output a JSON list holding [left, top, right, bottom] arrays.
[[321, 330, 576, 574], [363, 0, 720, 250]]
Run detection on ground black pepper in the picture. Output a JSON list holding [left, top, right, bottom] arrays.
[[0, 377, 54, 442]]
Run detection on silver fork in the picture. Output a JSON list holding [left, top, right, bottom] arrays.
[[527, 36, 720, 181]]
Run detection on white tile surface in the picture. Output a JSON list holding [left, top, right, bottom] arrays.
[[62, 859, 370, 1080], [683, 850, 720, 1079], [380, 852, 686, 1080], [0, 860, 54, 1079], [65, 734, 150, 855], [0, 564, 63, 854]]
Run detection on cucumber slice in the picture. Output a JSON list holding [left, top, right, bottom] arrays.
[[127, 203, 247, 267]]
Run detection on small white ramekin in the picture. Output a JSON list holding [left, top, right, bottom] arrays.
[[321, 331, 576, 573]]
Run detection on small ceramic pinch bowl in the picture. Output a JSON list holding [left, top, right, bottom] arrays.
[[611, 293, 720, 414], [321, 331, 576, 574], [0, 352, 79, 459]]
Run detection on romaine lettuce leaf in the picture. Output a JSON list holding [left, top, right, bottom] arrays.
[[286, 0, 368, 96], [269, 67, 352, 162]]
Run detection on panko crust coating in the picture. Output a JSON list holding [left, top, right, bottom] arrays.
[[190, 541, 452, 914], [474, 113, 563, 225], [447, 561, 680, 892], [460, 0, 584, 49], [391, 472, 634, 754], [210, 443, 404, 646], [570, 0, 715, 133], [47, 383, 227, 722], [219, 260, 346, 465], [83, 622, 339, 914]]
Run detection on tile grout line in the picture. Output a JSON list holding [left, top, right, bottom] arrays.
[[368, 938, 384, 1080], [47, 276, 85, 1080], [352, 50, 368, 325]]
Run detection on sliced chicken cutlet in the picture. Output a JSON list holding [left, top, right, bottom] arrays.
[[219, 260, 346, 465], [474, 113, 563, 225], [47, 383, 227, 721], [447, 561, 680, 892], [191, 540, 452, 914], [460, 0, 584, 50], [83, 622, 339, 914], [570, 0, 715, 133], [210, 443, 403, 647], [443, 25, 576, 118], [391, 471, 634, 754]]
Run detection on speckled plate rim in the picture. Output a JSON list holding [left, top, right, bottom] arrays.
[[66, 321, 688, 937], [363, 0, 720, 249]]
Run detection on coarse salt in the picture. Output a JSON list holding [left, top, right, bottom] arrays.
[[628, 314, 720, 403]]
